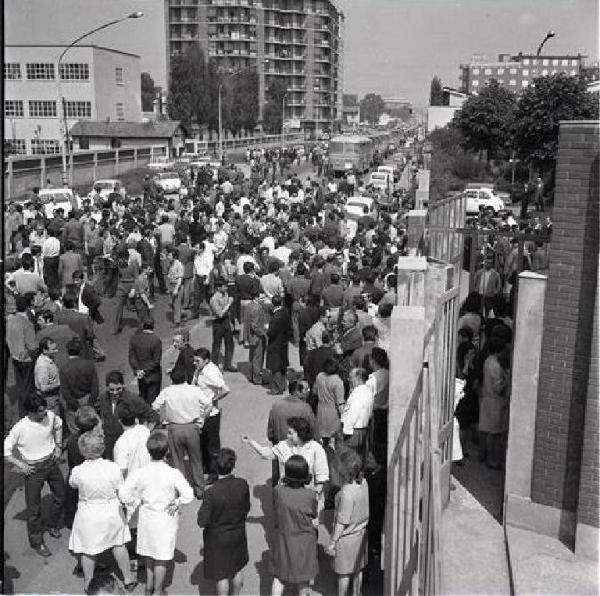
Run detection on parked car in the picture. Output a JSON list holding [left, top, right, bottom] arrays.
[[495, 190, 512, 205], [344, 196, 377, 220], [39, 188, 80, 219], [87, 179, 125, 203], [147, 156, 175, 171], [153, 171, 182, 194], [464, 187, 505, 214], [377, 164, 398, 183]]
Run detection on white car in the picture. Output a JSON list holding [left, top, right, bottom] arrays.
[[368, 171, 393, 193], [377, 164, 398, 183], [464, 188, 505, 214], [344, 196, 377, 220], [38, 188, 80, 219], [147, 156, 175, 171], [154, 171, 182, 194], [88, 179, 125, 203]]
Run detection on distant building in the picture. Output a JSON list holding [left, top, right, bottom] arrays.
[[4, 45, 142, 155], [427, 87, 468, 132], [342, 104, 359, 125], [343, 93, 358, 106], [381, 97, 413, 122], [69, 120, 187, 156], [164, 0, 344, 136], [459, 52, 586, 94]]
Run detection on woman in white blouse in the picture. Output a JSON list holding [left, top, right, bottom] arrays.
[[68, 430, 136, 593], [119, 431, 193, 595], [242, 417, 329, 508]]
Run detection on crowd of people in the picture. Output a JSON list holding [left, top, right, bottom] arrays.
[[4, 150, 401, 595]]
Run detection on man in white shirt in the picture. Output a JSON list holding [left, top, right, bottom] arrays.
[[41, 230, 61, 289], [192, 348, 229, 484], [193, 239, 217, 306], [4, 393, 64, 557], [151, 368, 212, 499], [341, 368, 374, 460]]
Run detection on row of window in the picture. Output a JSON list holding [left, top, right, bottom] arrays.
[[4, 100, 92, 118], [471, 68, 579, 86], [472, 63, 579, 76], [4, 63, 127, 84], [522, 58, 578, 67], [472, 79, 529, 88], [5, 138, 61, 154]]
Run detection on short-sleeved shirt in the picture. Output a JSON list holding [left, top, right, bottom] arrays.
[[272, 439, 329, 487]]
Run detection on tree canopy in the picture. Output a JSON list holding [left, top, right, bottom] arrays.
[[141, 72, 157, 112], [511, 73, 599, 169], [429, 76, 444, 106], [222, 68, 259, 135], [262, 78, 288, 134], [359, 93, 385, 125], [452, 79, 517, 159]]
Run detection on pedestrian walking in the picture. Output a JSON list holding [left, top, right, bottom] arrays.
[[266, 295, 291, 395], [244, 293, 269, 384], [197, 448, 250, 596], [210, 279, 235, 371], [128, 318, 162, 404]]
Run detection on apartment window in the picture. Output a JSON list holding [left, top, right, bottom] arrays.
[[472, 80, 479, 87], [31, 139, 61, 154], [562, 59, 568, 66], [542, 59, 548, 66], [522, 80, 529, 88], [60, 63, 90, 81], [509, 68, 517, 74], [552, 59, 559, 65], [116, 102, 125, 121], [26, 63, 55, 80], [571, 59, 578, 66], [6, 139, 26, 154], [484, 68, 492, 75], [28, 100, 57, 117], [497, 68, 504, 75], [64, 101, 92, 118], [4, 100, 24, 117], [472, 68, 480, 75], [509, 79, 516, 86], [115, 67, 124, 86], [531, 59, 538, 66], [4, 63, 21, 80], [79, 136, 90, 150], [523, 58, 530, 66], [522, 69, 529, 76]]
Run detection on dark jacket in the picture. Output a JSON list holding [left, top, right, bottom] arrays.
[[266, 307, 291, 372], [128, 330, 162, 382], [267, 396, 317, 443], [55, 309, 94, 360], [59, 356, 99, 410]]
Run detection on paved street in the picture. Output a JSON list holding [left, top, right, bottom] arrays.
[[3, 292, 344, 595]]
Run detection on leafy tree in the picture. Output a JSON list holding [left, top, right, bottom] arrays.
[[262, 78, 288, 134], [452, 79, 517, 160], [167, 44, 218, 129], [223, 68, 259, 135], [343, 93, 358, 107], [511, 73, 599, 170], [141, 72, 157, 112], [429, 76, 444, 106], [359, 93, 385, 125]]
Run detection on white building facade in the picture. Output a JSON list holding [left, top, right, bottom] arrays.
[[4, 45, 142, 155]]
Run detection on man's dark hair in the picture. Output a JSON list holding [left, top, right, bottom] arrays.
[[15, 294, 31, 313], [24, 393, 47, 413], [105, 370, 124, 385], [243, 261, 254, 274], [62, 292, 77, 309], [361, 325, 378, 342], [170, 368, 187, 384], [194, 347, 211, 360], [66, 337, 83, 356], [116, 401, 137, 427], [216, 447, 237, 475]]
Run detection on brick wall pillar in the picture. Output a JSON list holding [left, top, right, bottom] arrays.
[[531, 121, 599, 546]]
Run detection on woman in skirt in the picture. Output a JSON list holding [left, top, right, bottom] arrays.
[[272, 455, 319, 596], [119, 431, 193, 595], [197, 448, 250, 595], [326, 449, 370, 596], [68, 431, 136, 593]]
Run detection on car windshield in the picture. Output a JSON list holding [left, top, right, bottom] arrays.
[[95, 182, 115, 189], [371, 174, 386, 180], [40, 192, 72, 203], [465, 191, 478, 198]]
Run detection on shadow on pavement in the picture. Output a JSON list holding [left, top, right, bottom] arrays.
[[2, 552, 21, 595]]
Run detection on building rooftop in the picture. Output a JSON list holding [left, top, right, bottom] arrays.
[[69, 120, 184, 139], [5, 44, 140, 59]]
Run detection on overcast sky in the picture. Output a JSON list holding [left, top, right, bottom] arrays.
[[6, 0, 599, 106]]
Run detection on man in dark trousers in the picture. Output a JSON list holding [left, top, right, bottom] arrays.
[[58, 337, 99, 434], [128, 318, 162, 404], [55, 292, 95, 361], [244, 293, 269, 384], [209, 279, 235, 371], [266, 295, 291, 395]]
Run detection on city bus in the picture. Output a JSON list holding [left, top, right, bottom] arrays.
[[329, 135, 373, 175]]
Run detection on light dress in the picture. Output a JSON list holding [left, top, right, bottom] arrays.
[[68, 458, 131, 555], [272, 439, 329, 489], [119, 460, 193, 561]]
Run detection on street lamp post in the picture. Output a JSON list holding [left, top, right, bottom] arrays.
[[218, 83, 223, 160], [281, 92, 288, 148], [57, 11, 143, 185], [536, 30, 556, 56]]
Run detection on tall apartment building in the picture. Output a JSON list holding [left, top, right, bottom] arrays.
[[164, 0, 344, 135], [459, 52, 585, 95], [4, 45, 141, 155]]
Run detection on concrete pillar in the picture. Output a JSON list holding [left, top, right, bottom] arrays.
[[504, 272, 548, 531], [7, 158, 14, 198], [388, 305, 425, 465], [133, 147, 138, 169], [395, 256, 427, 307], [92, 151, 98, 181], [115, 149, 120, 175], [406, 209, 427, 252]]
